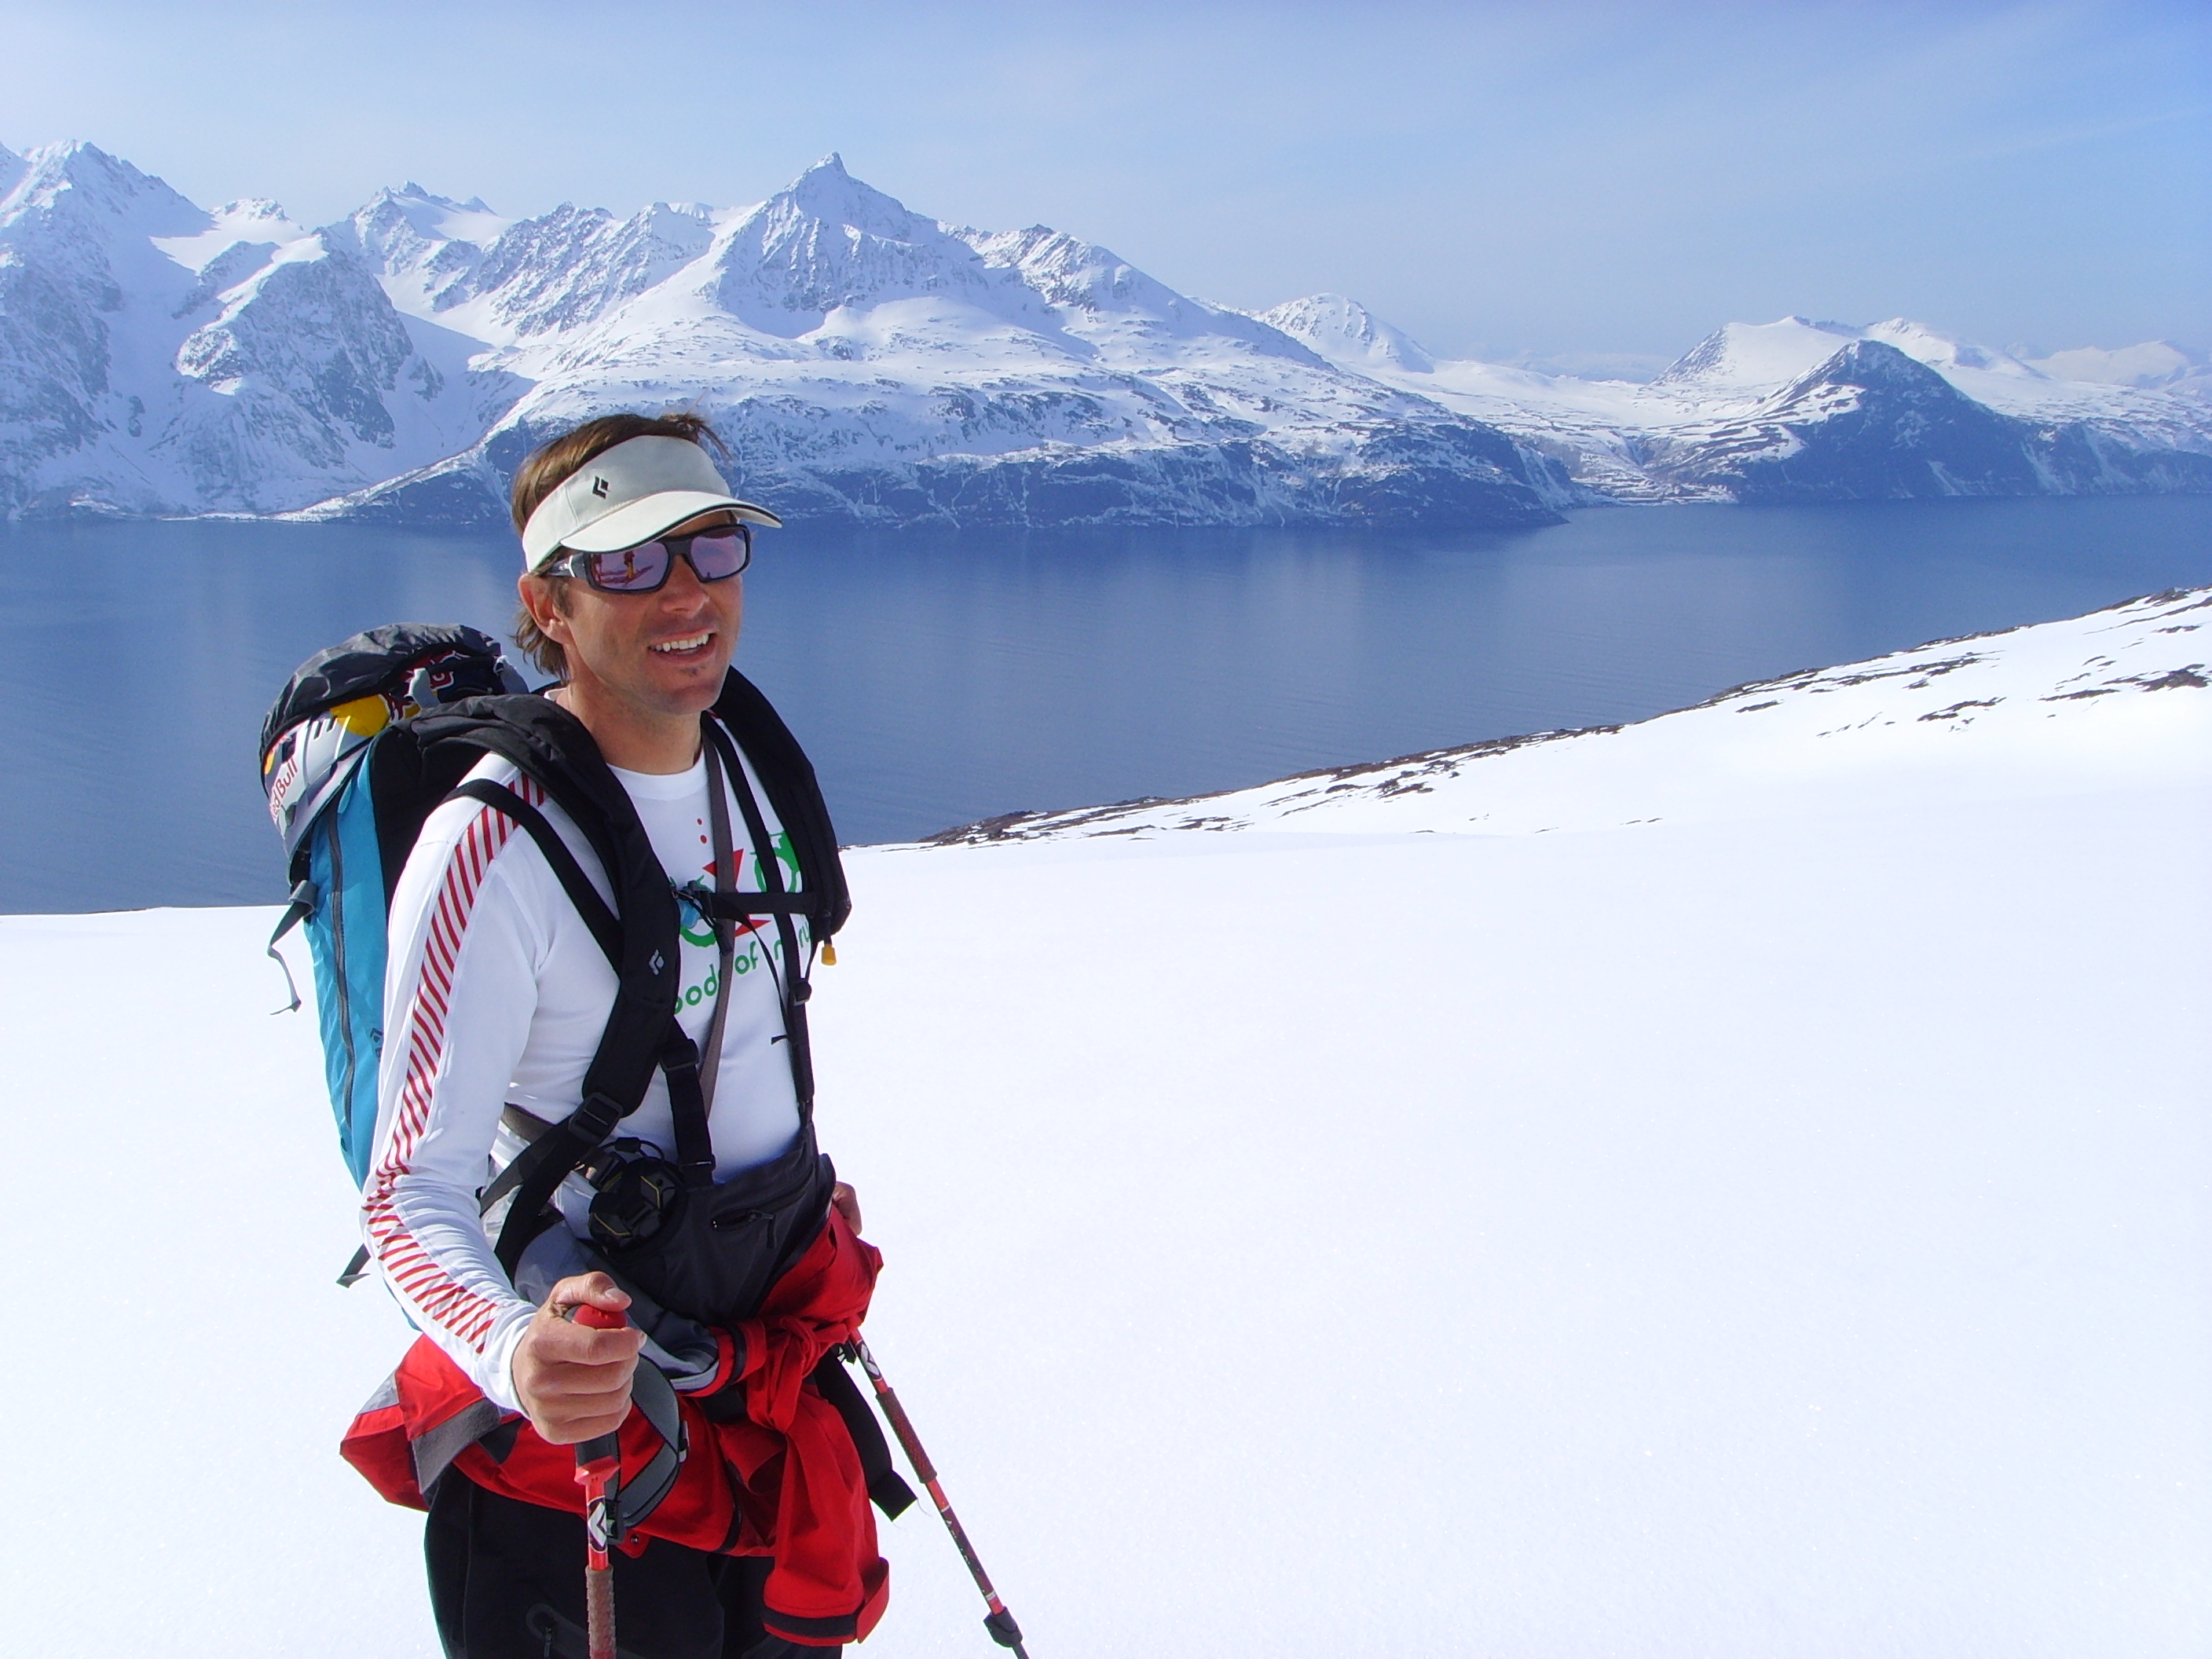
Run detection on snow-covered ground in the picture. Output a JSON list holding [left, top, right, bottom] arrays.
[[3, 588, 2206, 1656]]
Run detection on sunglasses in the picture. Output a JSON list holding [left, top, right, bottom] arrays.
[[544, 523, 753, 592]]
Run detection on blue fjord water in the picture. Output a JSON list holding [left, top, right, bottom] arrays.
[[2, 494, 2207, 913]]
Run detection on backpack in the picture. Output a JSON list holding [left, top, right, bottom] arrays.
[[258, 621, 851, 1207]]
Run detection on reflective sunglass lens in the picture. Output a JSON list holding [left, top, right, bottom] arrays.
[[568, 524, 749, 590], [588, 542, 672, 590], [687, 526, 751, 580]]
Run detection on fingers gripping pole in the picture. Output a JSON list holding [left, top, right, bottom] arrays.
[[571, 1304, 628, 1659], [851, 1338, 1031, 1657]]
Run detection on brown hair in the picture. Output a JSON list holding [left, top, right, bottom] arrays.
[[509, 411, 731, 680]]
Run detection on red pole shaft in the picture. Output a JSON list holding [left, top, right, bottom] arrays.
[[571, 1304, 628, 1659], [852, 1339, 1028, 1653]]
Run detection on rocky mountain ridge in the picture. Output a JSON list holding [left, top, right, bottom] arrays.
[[1268, 303, 2212, 503], [0, 141, 507, 516], [0, 141, 2203, 526]]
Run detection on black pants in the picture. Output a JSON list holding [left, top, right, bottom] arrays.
[[427, 1473, 836, 1659]]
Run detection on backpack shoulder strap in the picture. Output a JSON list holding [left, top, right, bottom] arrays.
[[451, 778, 620, 960], [703, 718, 820, 1116], [710, 670, 850, 939], [407, 698, 694, 1275], [412, 694, 683, 1109], [388, 689, 840, 1282]]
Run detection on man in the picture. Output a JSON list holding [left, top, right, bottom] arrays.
[[362, 412, 875, 1657]]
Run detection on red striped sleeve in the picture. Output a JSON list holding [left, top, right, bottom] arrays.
[[361, 776, 548, 1353]]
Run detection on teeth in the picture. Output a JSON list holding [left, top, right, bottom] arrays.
[[650, 633, 711, 654]]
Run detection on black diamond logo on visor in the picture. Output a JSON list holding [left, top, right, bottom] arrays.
[[591, 475, 610, 498]]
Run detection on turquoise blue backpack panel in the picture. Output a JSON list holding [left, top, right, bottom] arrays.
[[260, 625, 527, 1187], [303, 759, 392, 1187]]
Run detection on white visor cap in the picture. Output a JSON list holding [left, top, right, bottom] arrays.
[[520, 435, 782, 572]]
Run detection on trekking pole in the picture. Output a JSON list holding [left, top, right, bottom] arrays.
[[570, 1305, 628, 1659], [849, 1337, 1031, 1656]]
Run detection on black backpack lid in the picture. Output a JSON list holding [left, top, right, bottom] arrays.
[[259, 623, 519, 765]]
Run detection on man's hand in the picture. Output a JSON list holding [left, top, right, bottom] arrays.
[[511, 1273, 645, 1445], [832, 1181, 863, 1235]]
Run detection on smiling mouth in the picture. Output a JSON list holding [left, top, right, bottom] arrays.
[[649, 632, 714, 657]]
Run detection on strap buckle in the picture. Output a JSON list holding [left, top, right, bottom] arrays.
[[570, 1091, 625, 1144], [660, 1032, 701, 1079]]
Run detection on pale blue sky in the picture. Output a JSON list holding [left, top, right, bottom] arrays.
[[2, 0, 2203, 364]]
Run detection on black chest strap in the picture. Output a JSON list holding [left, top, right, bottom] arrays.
[[683, 735, 741, 1186]]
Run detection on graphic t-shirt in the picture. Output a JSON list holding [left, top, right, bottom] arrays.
[[614, 753, 809, 1148], [359, 727, 809, 1409]]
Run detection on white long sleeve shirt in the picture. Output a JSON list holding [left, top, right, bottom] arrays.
[[360, 733, 808, 1410]]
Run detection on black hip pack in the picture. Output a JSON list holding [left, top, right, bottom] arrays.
[[591, 1121, 835, 1331]]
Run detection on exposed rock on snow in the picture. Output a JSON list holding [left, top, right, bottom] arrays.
[[924, 586, 2212, 843]]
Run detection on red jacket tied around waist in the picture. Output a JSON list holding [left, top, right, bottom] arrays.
[[342, 1208, 890, 1646]]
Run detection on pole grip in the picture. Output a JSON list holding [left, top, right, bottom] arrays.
[[584, 1562, 617, 1659]]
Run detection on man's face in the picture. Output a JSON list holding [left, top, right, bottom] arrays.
[[519, 511, 744, 721]]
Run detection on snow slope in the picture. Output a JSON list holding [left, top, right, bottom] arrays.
[[3, 588, 2204, 1656], [2028, 340, 2211, 398], [928, 585, 2211, 841]]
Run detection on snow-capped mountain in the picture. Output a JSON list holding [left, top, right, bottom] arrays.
[[1642, 339, 2212, 499], [319, 183, 514, 320], [1646, 314, 2047, 390], [1271, 303, 2212, 503], [0, 142, 510, 516], [0, 138, 2204, 524], [320, 156, 1569, 529], [2028, 339, 2211, 397], [1258, 293, 1436, 373]]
